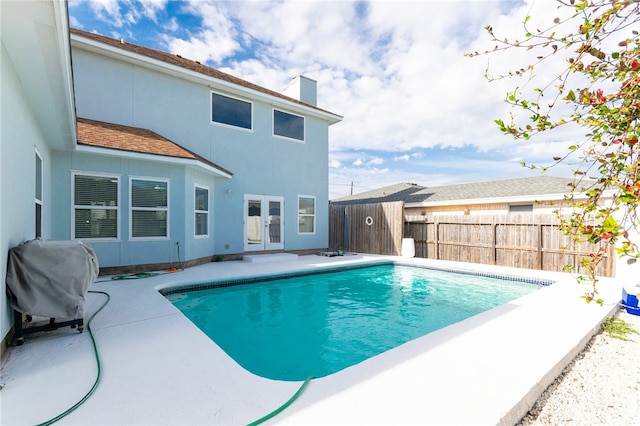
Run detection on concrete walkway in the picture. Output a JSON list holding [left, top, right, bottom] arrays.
[[0, 255, 623, 425]]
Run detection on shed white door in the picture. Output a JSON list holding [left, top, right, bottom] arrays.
[[244, 194, 284, 251]]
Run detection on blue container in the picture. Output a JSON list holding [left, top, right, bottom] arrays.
[[622, 288, 640, 316]]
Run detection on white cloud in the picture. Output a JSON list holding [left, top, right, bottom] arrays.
[[86, 0, 124, 27], [162, 1, 241, 64], [69, 15, 82, 28], [72, 0, 589, 199], [164, 17, 179, 32], [137, 0, 167, 23], [329, 159, 342, 169]]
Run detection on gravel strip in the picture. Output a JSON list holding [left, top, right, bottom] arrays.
[[517, 310, 640, 426]]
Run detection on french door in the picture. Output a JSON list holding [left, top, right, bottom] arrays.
[[244, 194, 284, 251]]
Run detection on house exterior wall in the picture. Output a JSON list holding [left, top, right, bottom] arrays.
[[69, 44, 330, 265], [405, 200, 564, 219], [1, 0, 78, 350], [50, 151, 223, 268], [0, 45, 53, 342], [0, 46, 66, 342]]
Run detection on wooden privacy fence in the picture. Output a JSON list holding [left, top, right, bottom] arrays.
[[329, 202, 404, 255], [404, 215, 614, 277], [329, 205, 614, 277]]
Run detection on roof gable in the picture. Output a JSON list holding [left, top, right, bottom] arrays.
[[69, 28, 341, 123]]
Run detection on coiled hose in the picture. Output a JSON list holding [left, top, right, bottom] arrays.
[[35, 290, 110, 426], [32, 286, 311, 426]]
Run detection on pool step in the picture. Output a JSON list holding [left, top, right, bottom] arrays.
[[242, 253, 299, 263]]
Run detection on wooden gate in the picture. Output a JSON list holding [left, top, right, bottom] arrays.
[[329, 202, 404, 255]]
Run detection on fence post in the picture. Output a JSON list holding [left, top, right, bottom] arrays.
[[345, 207, 350, 253], [492, 222, 497, 265], [435, 219, 440, 260], [537, 224, 543, 270]]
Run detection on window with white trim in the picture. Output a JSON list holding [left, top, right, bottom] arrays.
[[211, 92, 252, 130], [130, 178, 168, 238], [35, 150, 42, 238], [298, 196, 315, 234], [274, 109, 305, 141], [194, 185, 209, 237], [73, 173, 119, 239]]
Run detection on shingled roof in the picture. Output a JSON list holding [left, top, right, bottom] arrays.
[[77, 118, 232, 177], [69, 28, 341, 121], [332, 176, 591, 205]]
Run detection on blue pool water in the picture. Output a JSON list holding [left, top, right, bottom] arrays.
[[166, 264, 543, 381]]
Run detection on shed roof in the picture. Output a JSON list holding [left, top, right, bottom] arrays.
[[76, 118, 232, 178], [332, 176, 592, 205]]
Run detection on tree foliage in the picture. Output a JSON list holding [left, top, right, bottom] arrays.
[[468, 0, 640, 303]]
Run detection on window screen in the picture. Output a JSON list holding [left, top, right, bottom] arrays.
[[131, 179, 168, 238], [195, 186, 208, 236], [298, 196, 315, 233], [74, 174, 118, 239], [35, 151, 42, 238]]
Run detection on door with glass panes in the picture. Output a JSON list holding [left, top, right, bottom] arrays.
[[244, 195, 284, 251]]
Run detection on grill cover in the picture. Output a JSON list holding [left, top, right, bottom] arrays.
[[6, 239, 99, 319]]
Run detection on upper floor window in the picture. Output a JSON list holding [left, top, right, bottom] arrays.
[[212, 92, 252, 130], [274, 109, 305, 141], [35, 150, 42, 238], [73, 173, 119, 239], [194, 185, 209, 237], [298, 196, 315, 234], [131, 178, 168, 239]]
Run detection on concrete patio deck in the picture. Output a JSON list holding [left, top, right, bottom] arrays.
[[0, 255, 623, 425]]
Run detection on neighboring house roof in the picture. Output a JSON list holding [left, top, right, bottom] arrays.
[[76, 118, 232, 178], [332, 176, 594, 206], [333, 182, 427, 205], [69, 28, 342, 124]]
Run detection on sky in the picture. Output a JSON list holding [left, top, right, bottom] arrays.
[[68, 0, 585, 199]]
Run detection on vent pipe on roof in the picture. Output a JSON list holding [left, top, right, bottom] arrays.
[[282, 75, 317, 106]]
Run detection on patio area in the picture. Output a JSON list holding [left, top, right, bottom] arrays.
[[0, 254, 623, 425]]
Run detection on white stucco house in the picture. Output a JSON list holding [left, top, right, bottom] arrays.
[[1, 1, 341, 348]]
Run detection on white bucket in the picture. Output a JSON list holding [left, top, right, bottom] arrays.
[[401, 238, 415, 258]]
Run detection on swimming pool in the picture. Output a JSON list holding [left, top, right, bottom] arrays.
[[164, 262, 548, 381]]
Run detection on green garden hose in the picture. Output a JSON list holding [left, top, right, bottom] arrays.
[[31, 285, 310, 426], [109, 272, 161, 280], [35, 290, 110, 426], [247, 376, 315, 426]]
